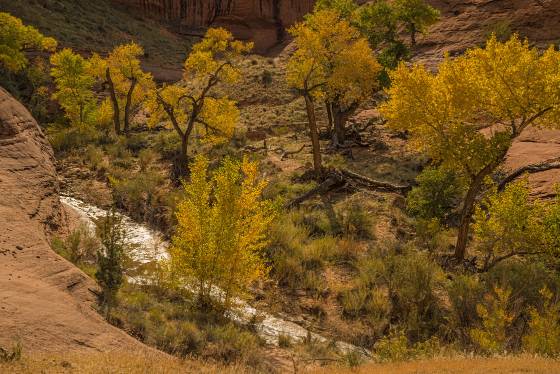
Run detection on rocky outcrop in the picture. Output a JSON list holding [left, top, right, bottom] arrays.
[[416, 0, 560, 68], [112, 0, 315, 52], [0, 88, 146, 353]]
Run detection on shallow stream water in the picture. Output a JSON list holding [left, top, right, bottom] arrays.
[[61, 195, 371, 358]]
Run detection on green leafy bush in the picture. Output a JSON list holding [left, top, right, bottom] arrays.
[[406, 166, 461, 222]]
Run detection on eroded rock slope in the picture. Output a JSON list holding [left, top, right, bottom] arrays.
[[0, 88, 145, 353]]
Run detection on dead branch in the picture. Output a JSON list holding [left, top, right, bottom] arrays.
[[498, 157, 560, 191], [285, 175, 345, 209], [279, 144, 307, 160], [337, 168, 411, 194]]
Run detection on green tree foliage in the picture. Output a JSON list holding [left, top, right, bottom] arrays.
[[314, 0, 357, 19], [356, 0, 408, 73], [145, 28, 249, 173], [170, 156, 277, 310], [50, 49, 96, 125], [407, 166, 462, 222], [317, 0, 439, 85], [393, 0, 440, 46], [382, 35, 560, 261], [0, 12, 56, 73], [95, 210, 126, 318]]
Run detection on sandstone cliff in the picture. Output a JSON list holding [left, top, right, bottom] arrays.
[[417, 0, 560, 68], [0, 88, 146, 353], [112, 0, 315, 51]]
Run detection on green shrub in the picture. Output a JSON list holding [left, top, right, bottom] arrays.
[[278, 334, 292, 348], [206, 324, 261, 364], [84, 145, 107, 172], [445, 274, 484, 344], [153, 131, 181, 157], [470, 287, 514, 354], [373, 329, 409, 362], [340, 288, 370, 319], [47, 124, 100, 154], [125, 133, 150, 153], [109, 170, 166, 223], [51, 224, 98, 265], [0, 341, 22, 363], [138, 148, 159, 172], [485, 20, 512, 42], [387, 251, 446, 342], [406, 166, 461, 222], [523, 287, 560, 357], [340, 287, 391, 323], [337, 202, 375, 240]]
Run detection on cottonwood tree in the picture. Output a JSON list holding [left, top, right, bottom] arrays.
[[50, 49, 96, 125], [287, 10, 380, 173], [382, 35, 560, 261], [326, 38, 380, 144], [90, 42, 154, 135], [0, 12, 57, 73], [145, 28, 250, 174], [170, 156, 277, 310]]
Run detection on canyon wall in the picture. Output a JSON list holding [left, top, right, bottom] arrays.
[[112, 0, 315, 51]]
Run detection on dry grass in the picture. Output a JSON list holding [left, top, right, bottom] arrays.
[[309, 355, 560, 374], [0, 351, 251, 374]]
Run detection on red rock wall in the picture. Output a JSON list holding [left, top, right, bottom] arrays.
[[112, 0, 315, 51], [113, 0, 313, 24]]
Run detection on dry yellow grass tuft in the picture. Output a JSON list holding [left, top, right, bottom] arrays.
[[310, 355, 560, 374], [0, 351, 250, 374]]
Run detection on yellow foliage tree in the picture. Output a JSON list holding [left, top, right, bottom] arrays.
[[170, 155, 277, 309], [523, 287, 560, 357], [470, 287, 514, 354], [0, 12, 57, 73], [287, 10, 380, 173], [50, 49, 96, 125], [473, 180, 548, 271], [145, 28, 251, 174], [381, 35, 560, 261], [90, 42, 154, 135]]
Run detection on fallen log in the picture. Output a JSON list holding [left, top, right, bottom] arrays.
[[286, 169, 411, 208]]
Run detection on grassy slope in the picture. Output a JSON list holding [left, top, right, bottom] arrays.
[[0, 0, 192, 75]]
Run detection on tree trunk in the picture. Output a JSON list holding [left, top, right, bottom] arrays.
[[304, 93, 322, 176], [334, 109, 346, 145], [180, 134, 189, 172], [454, 171, 489, 261], [106, 68, 121, 135], [123, 78, 137, 135], [325, 101, 333, 135], [332, 102, 359, 145], [410, 23, 417, 47]]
